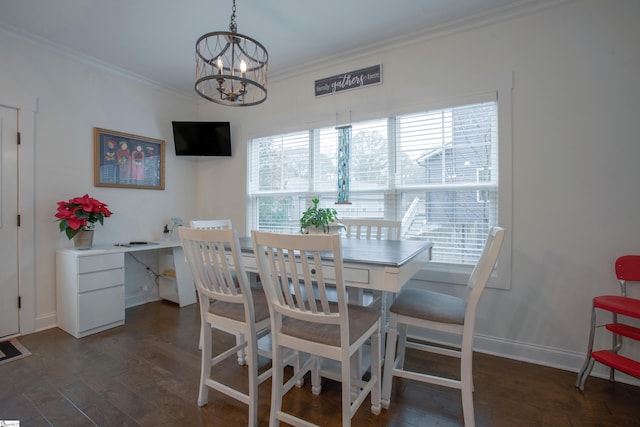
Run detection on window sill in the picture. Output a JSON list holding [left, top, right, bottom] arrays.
[[415, 262, 472, 286], [415, 260, 509, 290]]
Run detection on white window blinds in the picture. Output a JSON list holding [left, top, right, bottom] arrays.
[[248, 97, 499, 265]]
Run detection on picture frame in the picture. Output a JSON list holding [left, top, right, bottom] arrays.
[[94, 127, 165, 190]]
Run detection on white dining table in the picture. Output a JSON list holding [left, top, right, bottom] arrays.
[[237, 236, 433, 294]]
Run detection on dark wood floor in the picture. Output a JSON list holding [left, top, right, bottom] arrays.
[[1, 300, 638, 426]]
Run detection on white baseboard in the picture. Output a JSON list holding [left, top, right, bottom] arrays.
[[407, 329, 640, 387], [34, 311, 57, 333], [474, 333, 640, 387], [125, 294, 160, 309]]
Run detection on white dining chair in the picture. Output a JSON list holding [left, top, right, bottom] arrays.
[[381, 226, 505, 427], [189, 219, 241, 357], [190, 219, 233, 229], [341, 218, 402, 309], [341, 218, 402, 241], [179, 226, 271, 427], [252, 230, 382, 427]]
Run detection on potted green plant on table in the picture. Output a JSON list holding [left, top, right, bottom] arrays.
[[300, 197, 344, 234], [55, 194, 112, 249]]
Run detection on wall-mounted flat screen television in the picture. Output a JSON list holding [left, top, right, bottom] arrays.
[[172, 121, 232, 156]]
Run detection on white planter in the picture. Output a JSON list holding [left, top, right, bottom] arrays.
[[303, 222, 345, 234]]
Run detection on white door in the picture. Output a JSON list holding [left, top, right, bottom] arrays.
[[0, 105, 19, 338]]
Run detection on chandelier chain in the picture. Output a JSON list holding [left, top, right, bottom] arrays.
[[229, 0, 237, 33]]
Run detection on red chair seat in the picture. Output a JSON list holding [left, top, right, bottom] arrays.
[[593, 295, 640, 319]]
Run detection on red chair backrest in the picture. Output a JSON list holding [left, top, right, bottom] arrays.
[[615, 255, 640, 281]]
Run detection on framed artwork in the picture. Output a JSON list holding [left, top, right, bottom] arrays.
[[94, 127, 165, 190]]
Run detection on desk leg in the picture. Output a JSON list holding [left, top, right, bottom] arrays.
[[171, 246, 197, 307]]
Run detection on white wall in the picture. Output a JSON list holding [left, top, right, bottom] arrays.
[[195, 0, 640, 382], [0, 31, 199, 331]]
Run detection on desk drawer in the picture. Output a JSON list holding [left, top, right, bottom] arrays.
[[78, 253, 123, 274], [319, 265, 369, 284], [78, 285, 125, 333], [78, 268, 124, 293]]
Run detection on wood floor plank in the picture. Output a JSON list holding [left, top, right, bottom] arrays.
[[57, 379, 139, 427]]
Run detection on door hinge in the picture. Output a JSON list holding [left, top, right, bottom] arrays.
[[17, 131, 21, 145], [18, 296, 22, 309], [17, 214, 21, 227]]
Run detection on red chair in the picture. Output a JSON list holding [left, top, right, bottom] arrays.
[[576, 255, 640, 390]]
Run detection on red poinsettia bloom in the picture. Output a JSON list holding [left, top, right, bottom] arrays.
[[55, 194, 113, 239]]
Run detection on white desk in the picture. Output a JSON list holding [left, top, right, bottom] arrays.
[[56, 241, 195, 338]]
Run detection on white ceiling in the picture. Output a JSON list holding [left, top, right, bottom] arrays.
[[0, 0, 553, 98]]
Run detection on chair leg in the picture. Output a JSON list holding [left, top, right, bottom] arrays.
[[246, 334, 259, 427], [311, 355, 322, 395], [270, 344, 284, 427], [198, 322, 212, 406], [576, 307, 598, 390], [609, 313, 620, 382], [293, 351, 304, 388], [381, 314, 399, 408], [578, 358, 596, 391], [396, 323, 408, 370], [461, 385, 475, 427], [341, 351, 352, 427], [370, 325, 382, 415], [236, 333, 247, 365], [460, 334, 475, 427]]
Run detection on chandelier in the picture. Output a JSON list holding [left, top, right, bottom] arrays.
[[195, 0, 268, 106]]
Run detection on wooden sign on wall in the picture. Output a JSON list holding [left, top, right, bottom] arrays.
[[315, 64, 382, 97]]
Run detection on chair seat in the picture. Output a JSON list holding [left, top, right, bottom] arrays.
[[209, 287, 270, 323], [281, 304, 379, 347], [593, 295, 640, 319], [390, 288, 466, 325]]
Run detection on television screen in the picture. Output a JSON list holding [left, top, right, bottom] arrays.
[[172, 121, 232, 156]]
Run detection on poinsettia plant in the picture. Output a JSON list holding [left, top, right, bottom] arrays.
[[55, 194, 112, 239]]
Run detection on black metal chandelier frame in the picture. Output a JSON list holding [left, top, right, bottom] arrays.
[[195, 0, 268, 106]]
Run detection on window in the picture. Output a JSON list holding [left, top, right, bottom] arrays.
[[248, 95, 504, 271]]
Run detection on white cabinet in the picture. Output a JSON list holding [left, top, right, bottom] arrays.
[[56, 241, 196, 339], [56, 250, 125, 338]]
